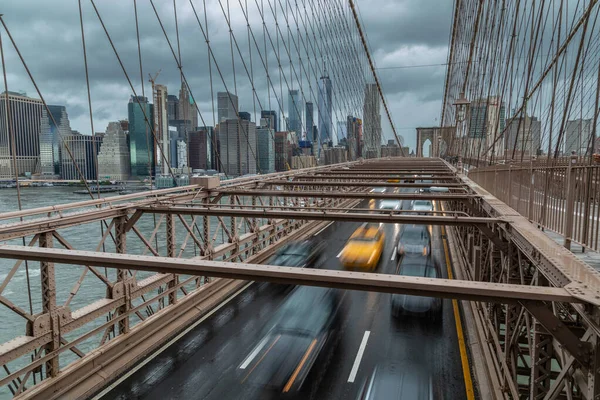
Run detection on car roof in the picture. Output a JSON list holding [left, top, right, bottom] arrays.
[[402, 224, 428, 232], [351, 223, 382, 239]]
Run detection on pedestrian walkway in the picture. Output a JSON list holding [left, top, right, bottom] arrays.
[[543, 229, 600, 270]]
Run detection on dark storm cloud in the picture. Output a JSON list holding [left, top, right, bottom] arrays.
[[1, 0, 453, 150]]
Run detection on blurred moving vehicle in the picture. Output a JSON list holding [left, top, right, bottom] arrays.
[[397, 225, 431, 257], [357, 360, 433, 400], [266, 240, 325, 269], [411, 199, 434, 214], [339, 223, 385, 271], [419, 186, 449, 194], [241, 286, 342, 393], [387, 178, 400, 183], [391, 258, 442, 320], [379, 199, 401, 211]]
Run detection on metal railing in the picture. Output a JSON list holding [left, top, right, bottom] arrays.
[[469, 156, 600, 251]]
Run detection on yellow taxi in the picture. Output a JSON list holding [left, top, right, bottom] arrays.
[[339, 223, 385, 271], [387, 178, 400, 183]]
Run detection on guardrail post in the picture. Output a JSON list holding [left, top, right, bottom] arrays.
[[528, 161, 535, 221], [581, 166, 593, 252], [203, 196, 212, 259], [166, 214, 178, 305], [251, 195, 259, 254], [268, 195, 275, 245], [507, 162, 513, 208], [494, 166, 498, 199], [115, 216, 130, 334], [564, 155, 578, 250], [40, 231, 59, 378], [230, 195, 238, 254]]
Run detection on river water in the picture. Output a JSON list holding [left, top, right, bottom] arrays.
[[0, 186, 233, 395]]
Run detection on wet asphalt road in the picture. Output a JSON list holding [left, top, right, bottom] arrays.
[[100, 194, 467, 400]]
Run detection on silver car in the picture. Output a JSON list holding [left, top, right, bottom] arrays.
[[397, 224, 431, 257], [411, 199, 433, 214], [391, 260, 442, 320]]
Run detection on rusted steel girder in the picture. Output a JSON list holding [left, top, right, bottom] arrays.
[[288, 174, 457, 179], [0, 245, 584, 304], [213, 189, 477, 200], [136, 206, 499, 226], [261, 181, 466, 188]]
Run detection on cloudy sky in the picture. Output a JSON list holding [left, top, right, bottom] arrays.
[[0, 0, 453, 152]]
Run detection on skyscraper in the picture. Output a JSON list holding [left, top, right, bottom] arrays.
[[218, 92, 239, 123], [337, 121, 347, 140], [167, 94, 179, 122], [219, 118, 257, 176], [261, 110, 278, 131], [60, 132, 102, 180], [305, 102, 314, 141], [257, 125, 275, 173], [128, 95, 155, 177], [40, 105, 72, 176], [178, 82, 198, 128], [318, 72, 333, 147], [468, 96, 506, 158], [564, 119, 593, 155], [288, 89, 302, 139], [239, 111, 251, 121], [0, 91, 43, 178], [505, 114, 541, 157], [274, 131, 289, 172], [154, 84, 169, 174], [97, 121, 131, 181], [347, 116, 357, 161], [189, 128, 211, 170], [363, 83, 382, 158]]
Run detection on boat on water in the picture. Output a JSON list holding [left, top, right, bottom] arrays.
[[73, 186, 121, 194]]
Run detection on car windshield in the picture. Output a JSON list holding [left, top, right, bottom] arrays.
[[401, 227, 424, 241], [279, 243, 309, 257], [269, 254, 305, 267], [274, 287, 333, 334], [414, 200, 431, 207]]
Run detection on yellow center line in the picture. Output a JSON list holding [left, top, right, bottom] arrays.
[[438, 201, 475, 400], [283, 338, 318, 393]]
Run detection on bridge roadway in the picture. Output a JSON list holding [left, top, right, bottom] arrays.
[[98, 194, 468, 400]]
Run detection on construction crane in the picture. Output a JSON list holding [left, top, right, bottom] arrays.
[[148, 69, 161, 89]]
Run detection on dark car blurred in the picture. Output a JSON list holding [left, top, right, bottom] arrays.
[[240, 286, 342, 394], [391, 259, 442, 320], [357, 360, 433, 400], [397, 225, 431, 257], [266, 240, 325, 269]]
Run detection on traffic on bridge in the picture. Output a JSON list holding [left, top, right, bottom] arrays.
[[1, 0, 600, 399], [99, 174, 466, 400]]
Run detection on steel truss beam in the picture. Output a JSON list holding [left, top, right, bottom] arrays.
[[0, 245, 585, 304], [275, 175, 461, 182], [260, 181, 467, 188], [214, 189, 477, 200], [136, 206, 499, 226]]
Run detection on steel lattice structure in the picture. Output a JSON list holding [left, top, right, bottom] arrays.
[[0, 158, 597, 399]]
